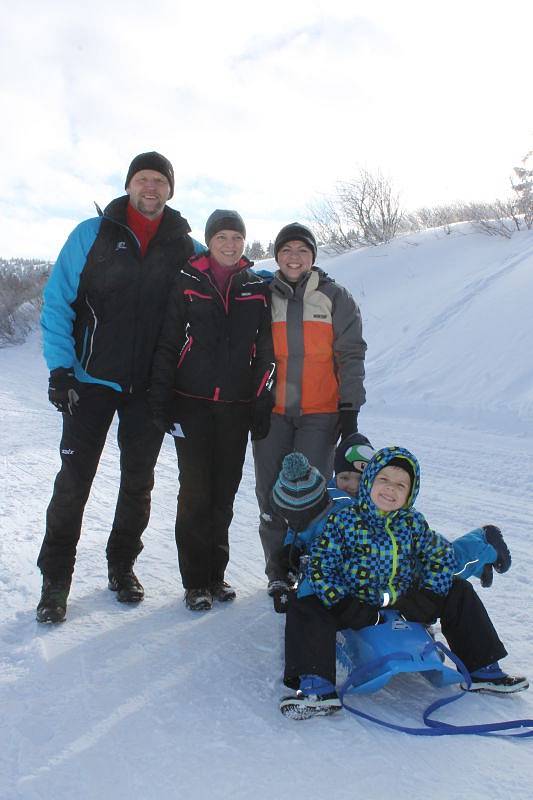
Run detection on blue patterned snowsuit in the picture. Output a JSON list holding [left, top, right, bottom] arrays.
[[306, 446, 456, 608]]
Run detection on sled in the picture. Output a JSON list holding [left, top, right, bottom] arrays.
[[336, 609, 461, 695]]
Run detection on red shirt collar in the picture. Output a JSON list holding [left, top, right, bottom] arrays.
[[126, 202, 164, 256]]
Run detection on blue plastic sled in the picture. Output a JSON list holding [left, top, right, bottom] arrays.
[[336, 609, 461, 695]]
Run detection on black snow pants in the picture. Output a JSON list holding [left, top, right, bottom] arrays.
[[173, 398, 250, 589], [284, 579, 508, 688], [37, 384, 164, 579]]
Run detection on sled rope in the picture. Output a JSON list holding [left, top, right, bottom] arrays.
[[339, 641, 533, 738]]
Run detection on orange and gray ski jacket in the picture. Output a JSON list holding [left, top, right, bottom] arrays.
[[269, 267, 366, 416]]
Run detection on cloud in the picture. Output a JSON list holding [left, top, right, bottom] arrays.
[[1, 0, 532, 257]]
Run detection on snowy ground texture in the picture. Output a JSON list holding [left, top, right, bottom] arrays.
[[1, 224, 533, 800]]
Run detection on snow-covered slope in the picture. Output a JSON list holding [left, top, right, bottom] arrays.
[[1, 226, 532, 800], [331, 224, 533, 434]]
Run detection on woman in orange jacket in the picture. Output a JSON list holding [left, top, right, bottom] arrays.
[[253, 223, 366, 604]]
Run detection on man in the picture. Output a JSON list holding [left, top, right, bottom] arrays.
[[37, 151, 202, 623]]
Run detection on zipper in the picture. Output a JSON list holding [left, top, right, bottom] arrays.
[[83, 297, 98, 371], [177, 327, 194, 368], [101, 214, 143, 390], [384, 517, 399, 605]]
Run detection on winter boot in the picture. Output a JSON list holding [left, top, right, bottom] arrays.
[[464, 662, 529, 694], [184, 588, 213, 611], [280, 674, 342, 719], [209, 581, 236, 602], [280, 690, 342, 720], [108, 563, 144, 603], [36, 576, 71, 623]]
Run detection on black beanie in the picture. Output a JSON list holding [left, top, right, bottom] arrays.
[[274, 223, 317, 263], [204, 209, 246, 245], [125, 152, 175, 198], [387, 456, 415, 485], [334, 433, 375, 476]]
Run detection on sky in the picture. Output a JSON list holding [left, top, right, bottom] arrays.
[[1, 0, 532, 259]]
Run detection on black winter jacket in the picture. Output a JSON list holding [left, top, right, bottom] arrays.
[[68, 196, 195, 391], [150, 254, 275, 419]]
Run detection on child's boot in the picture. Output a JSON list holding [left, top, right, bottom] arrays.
[[464, 662, 529, 694], [280, 674, 342, 719]]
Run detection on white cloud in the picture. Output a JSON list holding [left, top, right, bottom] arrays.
[[1, 0, 532, 257]]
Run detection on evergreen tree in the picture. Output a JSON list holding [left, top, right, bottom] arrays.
[[511, 150, 533, 229], [248, 240, 265, 260]]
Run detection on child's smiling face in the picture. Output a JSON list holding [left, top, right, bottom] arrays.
[[370, 465, 411, 512]]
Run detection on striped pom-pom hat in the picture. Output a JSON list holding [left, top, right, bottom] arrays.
[[272, 452, 327, 515]]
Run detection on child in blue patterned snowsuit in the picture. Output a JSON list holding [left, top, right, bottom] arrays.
[[279, 445, 528, 719], [274, 433, 511, 611]]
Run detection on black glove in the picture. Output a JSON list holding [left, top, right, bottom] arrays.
[[270, 583, 294, 614], [338, 409, 358, 441], [483, 525, 511, 574], [393, 588, 444, 624], [250, 392, 274, 441], [332, 597, 380, 630], [48, 368, 80, 415]]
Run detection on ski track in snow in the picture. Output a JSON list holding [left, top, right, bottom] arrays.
[[2, 236, 533, 799]]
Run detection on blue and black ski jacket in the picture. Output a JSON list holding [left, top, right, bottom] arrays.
[[41, 195, 203, 392]]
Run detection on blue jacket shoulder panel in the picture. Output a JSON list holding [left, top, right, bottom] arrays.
[[192, 238, 207, 255], [41, 217, 102, 371], [253, 268, 275, 283]]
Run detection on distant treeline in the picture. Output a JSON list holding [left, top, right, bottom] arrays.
[[2, 148, 531, 344], [0, 258, 51, 345]]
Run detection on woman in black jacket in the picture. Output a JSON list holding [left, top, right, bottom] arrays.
[[150, 210, 275, 610]]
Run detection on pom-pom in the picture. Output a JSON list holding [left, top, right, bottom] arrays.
[[282, 452, 310, 481]]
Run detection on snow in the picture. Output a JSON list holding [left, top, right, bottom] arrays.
[[1, 224, 532, 800]]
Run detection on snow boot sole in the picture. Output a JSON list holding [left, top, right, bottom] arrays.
[[462, 676, 529, 694], [36, 605, 67, 624], [280, 691, 342, 720]]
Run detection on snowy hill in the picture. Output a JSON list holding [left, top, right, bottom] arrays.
[[1, 225, 532, 800]]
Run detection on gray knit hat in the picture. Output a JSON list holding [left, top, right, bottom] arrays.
[[125, 152, 174, 198], [205, 209, 246, 245], [272, 452, 327, 531]]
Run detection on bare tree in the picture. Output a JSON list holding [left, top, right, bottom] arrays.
[[468, 200, 519, 239], [307, 170, 403, 251], [338, 169, 402, 246], [307, 197, 357, 253]]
